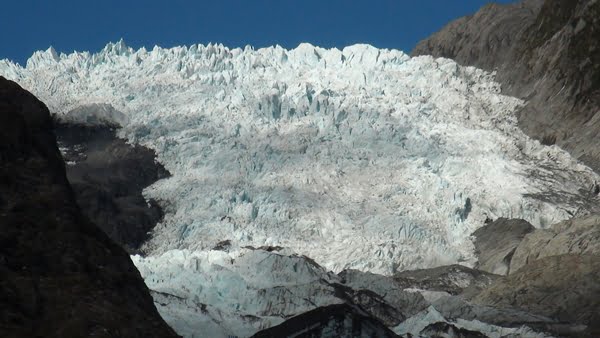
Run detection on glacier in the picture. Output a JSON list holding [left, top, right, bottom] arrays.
[[1, 40, 597, 337], [131, 249, 343, 338], [131, 248, 553, 338]]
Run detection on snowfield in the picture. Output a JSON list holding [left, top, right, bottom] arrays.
[[1, 40, 595, 337]]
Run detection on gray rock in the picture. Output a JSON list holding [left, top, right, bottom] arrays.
[[412, 0, 600, 174], [471, 218, 535, 275], [339, 269, 429, 325], [394, 264, 499, 299], [474, 254, 600, 337], [510, 215, 600, 273], [430, 295, 569, 335], [419, 322, 488, 338]]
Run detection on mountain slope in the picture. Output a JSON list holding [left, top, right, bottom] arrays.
[[412, 0, 600, 172], [0, 76, 177, 337]]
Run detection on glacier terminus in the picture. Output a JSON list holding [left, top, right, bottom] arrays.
[[2, 40, 598, 337]]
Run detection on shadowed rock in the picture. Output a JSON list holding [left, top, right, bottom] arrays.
[[420, 322, 487, 338], [54, 122, 170, 253], [250, 303, 400, 338], [0, 76, 178, 337], [337, 270, 428, 327]]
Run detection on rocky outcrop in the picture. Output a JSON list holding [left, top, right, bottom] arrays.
[[55, 122, 170, 253], [475, 254, 600, 337], [427, 296, 561, 334], [510, 214, 600, 273], [250, 304, 400, 338], [412, 0, 600, 173], [472, 218, 536, 275], [393, 264, 499, 298], [338, 270, 429, 326], [468, 215, 600, 276], [0, 76, 177, 337], [392, 215, 600, 337], [419, 322, 487, 338]]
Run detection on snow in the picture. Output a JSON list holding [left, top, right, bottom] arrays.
[[1, 40, 596, 337]]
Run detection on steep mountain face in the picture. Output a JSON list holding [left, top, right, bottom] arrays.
[[411, 5, 600, 334], [412, 0, 600, 172], [0, 76, 177, 337]]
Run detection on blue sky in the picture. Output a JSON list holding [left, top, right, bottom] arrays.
[[1, 0, 515, 65]]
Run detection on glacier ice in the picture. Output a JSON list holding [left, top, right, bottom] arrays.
[[131, 248, 344, 338], [131, 248, 554, 338], [1, 41, 598, 336], [1, 41, 598, 275]]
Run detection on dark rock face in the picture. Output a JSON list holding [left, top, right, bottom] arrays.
[[54, 122, 170, 253], [419, 322, 487, 338], [412, 0, 600, 172], [251, 304, 400, 338], [471, 218, 536, 275], [475, 254, 600, 337], [0, 76, 177, 337]]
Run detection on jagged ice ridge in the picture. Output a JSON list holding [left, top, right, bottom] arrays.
[[1, 40, 597, 275]]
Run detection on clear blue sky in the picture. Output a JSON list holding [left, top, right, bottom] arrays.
[[1, 0, 516, 65]]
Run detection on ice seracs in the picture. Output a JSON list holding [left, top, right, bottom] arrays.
[[1, 41, 598, 276], [2, 40, 595, 337]]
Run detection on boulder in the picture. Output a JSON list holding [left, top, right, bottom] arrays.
[[510, 214, 600, 273], [471, 218, 535, 275]]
